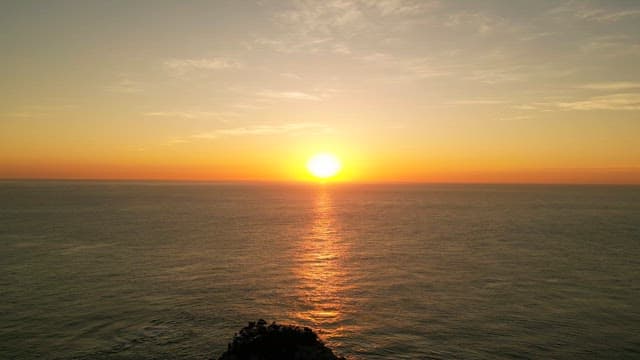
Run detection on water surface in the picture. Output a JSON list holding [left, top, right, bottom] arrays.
[[1, 182, 639, 359]]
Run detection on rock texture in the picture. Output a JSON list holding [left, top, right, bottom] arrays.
[[216, 319, 346, 360]]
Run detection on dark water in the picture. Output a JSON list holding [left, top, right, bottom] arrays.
[[1, 181, 639, 359]]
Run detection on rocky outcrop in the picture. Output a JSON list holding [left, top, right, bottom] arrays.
[[216, 319, 346, 360]]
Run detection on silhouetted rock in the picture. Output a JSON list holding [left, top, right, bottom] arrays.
[[215, 319, 346, 360]]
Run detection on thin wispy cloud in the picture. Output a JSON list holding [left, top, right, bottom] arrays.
[[2, 104, 78, 119], [274, 1, 364, 36], [192, 123, 330, 139], [495, 114, 532, 121], [144, 111, 240, 120], [580, 82, 640, 91], [558, 93, 640, 111], [164, 58, 241, 76], [253, 36, 351, 55], [2, 111, 46, 119], [447, 99, 507, 105], [512, 100, 565, 112], [367, 0, 439, 16], [261, 0, 438, 55], [445, 11, 495, 34], [551, 3, 640, 23], [257, 90, 323, 101], [466, 67, 525, 84], [580, 35, 640, 57], [280, 72, 303, 80]]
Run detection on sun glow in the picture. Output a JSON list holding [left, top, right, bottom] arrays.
[[307, 153, 342, 179]]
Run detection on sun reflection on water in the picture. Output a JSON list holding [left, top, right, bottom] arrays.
[[292, 187, 350, 345]]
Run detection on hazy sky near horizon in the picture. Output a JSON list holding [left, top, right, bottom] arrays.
[[1, 0, 639, 183]]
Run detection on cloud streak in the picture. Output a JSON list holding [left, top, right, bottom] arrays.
[[447, 99, 507, 105], [580, 82, 640, 91], [144, 111, 240, 120], [257, 90, 322, 101], [558, 93, 640, 111], [551, 3, 640, 23], [192, 122, 331, 139], [164, 58, 241, 75]]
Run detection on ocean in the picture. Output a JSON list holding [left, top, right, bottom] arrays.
[[1, 181, 639, 359]]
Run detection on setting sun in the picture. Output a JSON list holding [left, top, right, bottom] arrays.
[[307, 153, 342, 179]]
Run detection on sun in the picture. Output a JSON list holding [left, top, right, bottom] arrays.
[[307, 153, 342, 179]]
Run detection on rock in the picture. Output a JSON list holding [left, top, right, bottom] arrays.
[[215, 319, 346, 360]]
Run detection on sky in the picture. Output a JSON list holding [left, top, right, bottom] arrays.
[[1, 0, 639, 184]]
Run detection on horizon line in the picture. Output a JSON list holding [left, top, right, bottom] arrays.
[[1, 177, 639, 186]]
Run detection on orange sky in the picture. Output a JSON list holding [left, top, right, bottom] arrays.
[[1, 1, 640, 184]]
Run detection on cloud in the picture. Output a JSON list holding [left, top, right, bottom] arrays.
[[275, 1, 364, 33], [495, 114, 532, 121], [465, 67, 526, 84], [519, 31, 553, 42], [445, 11, 495, 34], [144, 111, 240, 120], [2, 104, 78, 119], [580, 35, 640, 56], [551, 3, 640, 23], [357, 48, 562, 86], [575, 8, 640, 22], [512, 104, 539, 111], [511, 99, 570, 112], [260, 0, 437, 54], [253, 35, 350, 55], [280, 72, 303, 79], [2, 111, 45, 119], [192, 123, 330, 139], [447, 99, 507, 105], [232, 102, 267, 111], [366, 0, 439, 16], [579, 82, 640, 91], [164, 58, 241, 75], [558, 93, 640, 111], [257, 90, 322, 101]]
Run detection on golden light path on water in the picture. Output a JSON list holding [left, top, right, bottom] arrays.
[[292, 187, 352, 347]]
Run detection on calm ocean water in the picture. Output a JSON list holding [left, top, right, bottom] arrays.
[[1, 181, 639, 359]]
